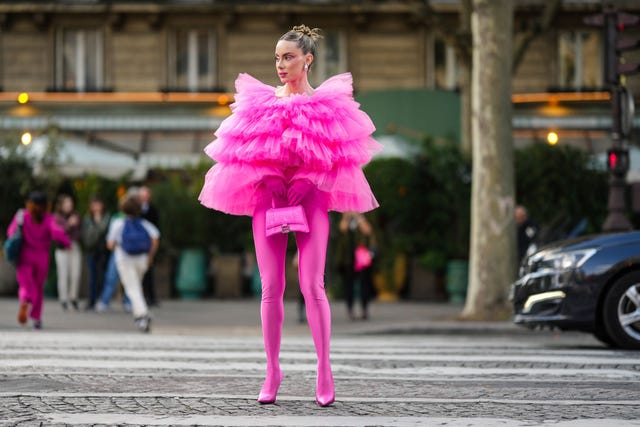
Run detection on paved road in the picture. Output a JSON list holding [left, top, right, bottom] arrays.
[[1, 299, 640, 426]]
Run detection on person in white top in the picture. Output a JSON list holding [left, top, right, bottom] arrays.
[[106, 192, 160, 332]]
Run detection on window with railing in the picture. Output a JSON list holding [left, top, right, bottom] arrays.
[[558, 31, 602, 90], [168, 29, 217, 92], [432, 36, 458, 90], [311, 31, 347, 85], [55, 28, 104, 92]]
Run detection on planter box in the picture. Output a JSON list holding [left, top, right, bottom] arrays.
[[213, 254, 242, 298], [409, 259, 446, 301]]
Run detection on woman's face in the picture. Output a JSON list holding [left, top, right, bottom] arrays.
[[275, 40, 311, 84], [90, 200, 104, 214], [61, 197, 74, 213]]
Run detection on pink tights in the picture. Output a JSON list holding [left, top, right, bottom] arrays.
[[252, 192, 334, 405]]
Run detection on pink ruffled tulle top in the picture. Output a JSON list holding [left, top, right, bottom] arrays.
[[198, 72, 382, 216]]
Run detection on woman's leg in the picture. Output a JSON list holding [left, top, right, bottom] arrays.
[[16, 263, 34, 324], [87, 253, 97, 307], [295, 197, 334, 406], [99, 253, 118, 307], [344, 269, 355, 319], [55, 249, 69, 306], [252, 203, 288, 403], [30, 259, 49, 323], [115, 257, 148, 319], [359, 269, 372, 319], [69, 241, 82, 305]]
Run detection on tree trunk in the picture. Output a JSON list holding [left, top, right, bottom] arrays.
[[459, 0, 473, 156], [462, 0, 516, 320]]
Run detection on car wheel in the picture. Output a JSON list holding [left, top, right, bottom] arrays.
[[602, 271, 640, 350]]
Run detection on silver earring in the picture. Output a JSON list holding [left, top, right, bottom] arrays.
[[304, 64, 309, 71]]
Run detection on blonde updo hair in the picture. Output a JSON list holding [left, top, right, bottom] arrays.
[[279, 24, 323, 70]]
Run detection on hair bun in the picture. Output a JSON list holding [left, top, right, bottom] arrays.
[[292, 24, 322, 42]]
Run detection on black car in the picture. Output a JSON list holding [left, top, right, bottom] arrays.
[[511, 231, 640, 349]]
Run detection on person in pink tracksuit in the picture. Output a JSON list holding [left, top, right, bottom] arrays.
[[7, 191, 70, 330], [199, 25, 380, 406]]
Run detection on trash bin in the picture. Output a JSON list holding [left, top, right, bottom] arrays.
[[446, 259, 468, 303], [175, 249, 207, 300]]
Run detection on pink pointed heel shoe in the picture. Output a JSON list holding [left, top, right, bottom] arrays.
[[258, 369, 283, 404], [316, 392, 335, 407], [315, 370, 335, 407]]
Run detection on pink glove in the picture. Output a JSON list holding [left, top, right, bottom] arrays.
[[262, 176, 287, 199], [287, 179, 315, 205]]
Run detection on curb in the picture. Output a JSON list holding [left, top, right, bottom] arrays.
[[339, 321, 536, 336]]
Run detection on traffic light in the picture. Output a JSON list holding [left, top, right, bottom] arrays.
[[612, 12, 640, 83], [607, 147, 629, 175]]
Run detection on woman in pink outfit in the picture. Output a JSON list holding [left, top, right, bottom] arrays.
[[7, 192, 70, 330], [199, 25, 380, 406]]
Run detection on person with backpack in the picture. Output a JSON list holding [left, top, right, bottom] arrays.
[[6, 191, 70, 330], [106, 192, 159, 332]]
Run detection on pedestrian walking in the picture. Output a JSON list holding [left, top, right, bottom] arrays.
[[106, 192, 159, 332], [199, 24, 380, 406], [7, 191, 70, 330], [338, 211, 375, 321], [81, 195, 111, 311], [53, 194, 82, 311]]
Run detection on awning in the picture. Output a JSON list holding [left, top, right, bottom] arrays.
[[0, 115, 224, 132]]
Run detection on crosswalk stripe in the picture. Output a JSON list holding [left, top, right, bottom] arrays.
[[0, 392, 639, 406], [33, 414, 640, 427], [0, 348, 636, 365]]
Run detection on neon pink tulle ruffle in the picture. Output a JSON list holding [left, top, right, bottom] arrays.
[[198, 73, 381, 216]]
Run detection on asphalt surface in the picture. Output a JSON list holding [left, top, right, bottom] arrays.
[[0, 297, 518, 336], [1, 298, 639, 426]]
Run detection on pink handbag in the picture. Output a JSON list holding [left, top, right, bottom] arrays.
[[354, 244, 373, 272], [265, 205, 309, 236]]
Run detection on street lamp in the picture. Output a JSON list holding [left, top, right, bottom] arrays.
[[546, 131, 559, 145]]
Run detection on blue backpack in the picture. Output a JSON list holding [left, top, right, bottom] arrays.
[[121, 218, 152, 255], [3, 209, 24, 266]]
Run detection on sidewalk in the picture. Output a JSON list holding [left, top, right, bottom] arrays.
[[0, 297, 525, 337]]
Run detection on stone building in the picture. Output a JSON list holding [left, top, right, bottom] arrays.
[[0, 0, 639, 174]]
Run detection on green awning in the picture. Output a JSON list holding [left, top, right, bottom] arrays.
[[356, 89, 461, 143]]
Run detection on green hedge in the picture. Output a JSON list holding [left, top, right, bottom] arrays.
[[359, 140, 609, 285], [514, 143, 609, 240]]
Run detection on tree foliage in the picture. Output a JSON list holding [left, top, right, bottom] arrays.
[[515, 143, 608, 240], [152, 161, 252, 253], [363, 139, 471, 277]]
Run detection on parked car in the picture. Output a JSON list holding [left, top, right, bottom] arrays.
[[510, 231, 640, 349]]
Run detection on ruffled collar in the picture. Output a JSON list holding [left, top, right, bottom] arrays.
[[234, 72, 354, 104]]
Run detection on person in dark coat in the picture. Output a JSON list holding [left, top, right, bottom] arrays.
[[516, 205, 539, 264], [139, 186, 160, 306]]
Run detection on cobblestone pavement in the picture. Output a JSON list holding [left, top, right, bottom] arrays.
[[1, 329, 640, 426]]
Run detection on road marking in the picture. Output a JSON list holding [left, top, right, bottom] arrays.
[[35, 414, 640, 426], [0, 359, 637, 379], [3, 371, 637, 384], [1, 392, 639, 406], [0, 348, 637, 365]]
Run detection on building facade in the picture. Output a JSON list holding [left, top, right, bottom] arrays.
[[0, 0, 639, 174]]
